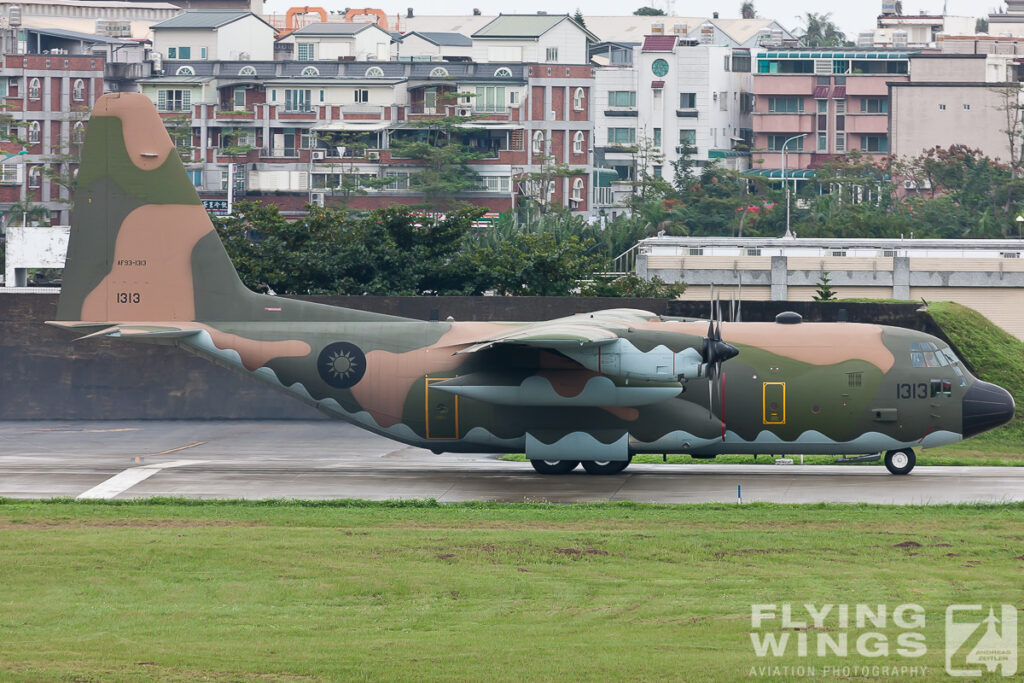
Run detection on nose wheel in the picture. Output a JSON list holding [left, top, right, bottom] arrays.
[[884, 448, 915, 475]]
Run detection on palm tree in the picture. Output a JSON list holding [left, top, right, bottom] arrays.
[[798, 12, 848, 48], [740, 1, 756, 19]]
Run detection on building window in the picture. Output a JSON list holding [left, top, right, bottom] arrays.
[[301, 66, 319, 77], [963, 103, 970, 110], [475, 86, 506, 112], [28, 165, 40, 188], [653, 127, 661, 147], [860, 98, 888, 113], [28, 78, 40, 99], [72, 79, 85, 101], [679, 92, 696, 109], [679, 129, 696, 145], [233, 87, 246, 108], [719, 91, 728, 111], [478, 175, 511, 192], [201, 47, 207, 59], [532, 130, 545, 154], [860, 135, 888, 153], [938, 103, 946, 110], [187, 169, 202, 187], [238, 66, 257, 77], [285, 89, 311, 112], [608, 91, 636, 107], [817, 100, 828, 113], [573, 87, 585, 111], [365, 66, 384, 77], [157, 89, 191, 112], [653, 165, 662, 177], [167, 47, 176, 59], [747, 248, 761, 256], [689, 247, 703, 256], [510, 91, 519, 105], [27, 121, 40, 144], [835, 100, 846, 114], [835, 131, 846, 152], [178, 47, 191, 59], [608, 127, 635, 145], [354, 89, 369, 103], [571, 176, 584, 201], [546, 47, 558, 62], [72, 121, 85, 145], [494, 67, 512, 77], [817, 131, 827, 151], [430, 66, 449, 78], [767, 135, 802, 151], [573, 130, 584, 154], [0, 163, 20, 184], [297, 43, 315, 61], [768, 96, 803, 113], [175, 66, 195, 76]]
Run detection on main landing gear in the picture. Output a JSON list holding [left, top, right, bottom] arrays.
[[884, 448, 916, 475], [529, 458, 632, 475]]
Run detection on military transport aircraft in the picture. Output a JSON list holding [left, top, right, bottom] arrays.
[[48, 93, 1015, 476]]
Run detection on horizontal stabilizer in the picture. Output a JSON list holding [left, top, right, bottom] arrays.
[[46, 321, 201, 342]]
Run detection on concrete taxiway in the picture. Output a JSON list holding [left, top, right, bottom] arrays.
[[0, 421, 1021, 504]]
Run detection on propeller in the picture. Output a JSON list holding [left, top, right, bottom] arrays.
[[701, 294, 739, 423]]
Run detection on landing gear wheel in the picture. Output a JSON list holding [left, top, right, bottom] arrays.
[[884, 449, 915, 475], [530, 459, 579, 475], [581, 459, 631, 475]]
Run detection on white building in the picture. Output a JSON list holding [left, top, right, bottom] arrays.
[[398, 31, 472, 61], [470, 14, 596, 64], [151, 11, 275, 62], [277, 22, 393, 62], [592, 34, 755, 213]]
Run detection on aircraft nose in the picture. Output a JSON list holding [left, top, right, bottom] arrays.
[[962, 380, 1015, 438]]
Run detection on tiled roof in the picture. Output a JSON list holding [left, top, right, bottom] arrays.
[[152, 11, 265, 30], [407, 31, 473, 46], [642, 35, 677, 51], [289, 22, 381, 36], [472, 14, 566, 38]]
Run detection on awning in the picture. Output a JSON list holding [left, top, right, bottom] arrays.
[[832, 86, 847, 98], [453, 121, 520, 130], [744, 169, 817, 179], [651, 80, 665, 89], [813, 85, 829, 98], [312, 120, 392, 131]]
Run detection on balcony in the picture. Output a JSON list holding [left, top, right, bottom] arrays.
[[753, 113, 814, 133], [262, 147, 299, 159], [214, 109, 256, 121], [752, 76, 815, 96], [844, 114, 890, 134], [340, 105, 385, 119], [845, 76, 906, 96]]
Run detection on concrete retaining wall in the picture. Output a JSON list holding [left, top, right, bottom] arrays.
[[0, 293, 955, 419]]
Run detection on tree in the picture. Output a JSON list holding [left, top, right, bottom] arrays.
[[976, 17, 989, 33], [991, 82, 1024, 174], [572, 8, 586, 27], [813, 271, 837, 301], [580, 273, 686, 298], [387, 116, 485, 210], [162, 114, 194, 163], [633, 6, 666, 15], [798, 12, 848, 48], [740, 1, 756, 19], [473, 232, 604, 296], [515, 152, 585, 215]]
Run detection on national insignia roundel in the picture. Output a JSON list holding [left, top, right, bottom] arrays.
[[317, 341, 367, 388]]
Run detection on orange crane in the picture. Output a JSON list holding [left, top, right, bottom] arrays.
[[278, 6, 327, 38]]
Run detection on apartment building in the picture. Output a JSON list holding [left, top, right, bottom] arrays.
[[750, 49, 911, 184], [0, 54, 104, 225], [138, 58, 594, 214], [890, 53, 1021, 164], [151, 10, 276, 61]]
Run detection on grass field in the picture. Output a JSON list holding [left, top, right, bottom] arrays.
[[1, 499, 1022, 681]]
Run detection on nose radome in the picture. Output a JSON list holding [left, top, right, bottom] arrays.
[[962, 380, 1015, 439]]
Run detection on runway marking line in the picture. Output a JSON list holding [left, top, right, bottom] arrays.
[[155, 442, 206, 456], [77, 460, 209, 500]]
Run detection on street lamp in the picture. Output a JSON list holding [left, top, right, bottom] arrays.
[[1016, 214, 1023, 239], [780, 133, 806, 239]]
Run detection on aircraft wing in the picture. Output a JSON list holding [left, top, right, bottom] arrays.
[[454, 308, 659, 355], [46, 321, 202, 343]]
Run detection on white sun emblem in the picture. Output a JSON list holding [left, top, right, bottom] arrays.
[[326, 349, 359, 381]]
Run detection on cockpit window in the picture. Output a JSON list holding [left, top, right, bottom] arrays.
[[911, 341, 952, 368]]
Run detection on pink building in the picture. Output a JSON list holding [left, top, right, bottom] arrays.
[[751, 50, 910, 182]]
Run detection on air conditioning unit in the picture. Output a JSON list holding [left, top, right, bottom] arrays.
[[310, 192, 325, 207], [312, 149, 325, 160], [456, 106, 473, 116], [366, 150, 380, 160]]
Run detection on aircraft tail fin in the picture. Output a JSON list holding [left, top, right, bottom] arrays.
[[56, 93, 408, 324]]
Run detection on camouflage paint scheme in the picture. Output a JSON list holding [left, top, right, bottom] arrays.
[[49, 94, 1015, 471]]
